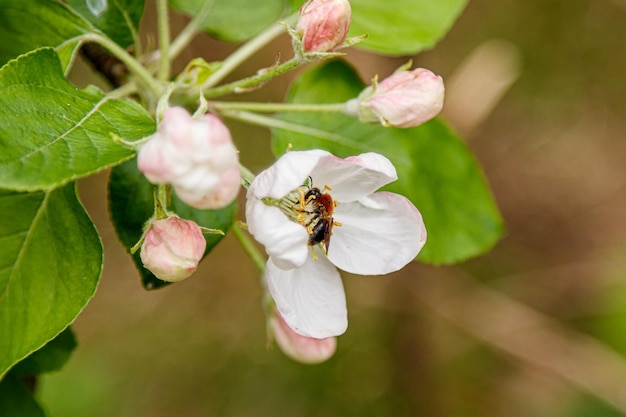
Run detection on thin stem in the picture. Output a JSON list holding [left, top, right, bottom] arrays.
[[239, 163, 256, 190], [202, 13, 298, 89], [231, 222, 266, 273], [106, 82, 139, 100], [122, 9, 142, 58], [169, 0, 215, 61], [156, 0, 171, 81], [211, 101, 347, 114], [82, 33, 162, 98], [203, 58, 300, 99], [220, 109, 371, 152], [155, 185, 170, 219]]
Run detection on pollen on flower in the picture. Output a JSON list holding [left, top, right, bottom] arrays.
[[264, 178, 341, 254]]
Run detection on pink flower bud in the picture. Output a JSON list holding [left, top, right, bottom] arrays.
[[140, 216, 206, 282], [346, 68, 445, 128], [138, 107, 241, 209], [270, 310, 337, 364], [296, 0, 352, 53]]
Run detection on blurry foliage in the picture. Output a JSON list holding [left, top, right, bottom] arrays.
[[24, 0, 626, 416]]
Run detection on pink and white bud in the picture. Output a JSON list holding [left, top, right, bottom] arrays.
[[346, 68, 445, 128], [138, 107, 241, 209], [270, 310, 337, 364], [296, 0, 352, 53], [140, 216, 206, 282]]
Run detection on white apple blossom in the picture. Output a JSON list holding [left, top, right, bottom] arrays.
[[246, 150, 426, 338]]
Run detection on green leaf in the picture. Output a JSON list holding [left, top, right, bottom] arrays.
[[11, 328, 77, 377], [0, 373, 46, 417], [68, 0, 145, 47], [0, 0, 94, 66], [348, 0, 468, 55], [169, 0, 287, 42], [55, 40, 83, 75], [108, 158, 237, 290], [271, 60, 504, 264], [0, 48, 155, 192], [0, 184, 103, 378]]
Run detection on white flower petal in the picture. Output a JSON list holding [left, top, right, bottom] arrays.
[[250, 150, 330, 199], [312, 152, 398, 202], [328, 192, 426, 275], [265, 255, 347, 338], [246, 196, 309, 269]]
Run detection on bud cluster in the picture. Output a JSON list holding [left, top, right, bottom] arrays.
[[138, 107, 241, 210]]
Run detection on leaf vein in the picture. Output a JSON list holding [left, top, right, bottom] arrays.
[[0, 191, 49, 303], [13, 94, 112, 164]]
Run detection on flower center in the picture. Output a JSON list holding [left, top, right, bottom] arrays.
[[263, 178, 340, 253]]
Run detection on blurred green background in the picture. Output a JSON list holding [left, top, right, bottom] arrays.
[[39, 0, 626, 416]]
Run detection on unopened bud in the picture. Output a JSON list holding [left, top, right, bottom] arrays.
[[296, 0, 352, 53], [270, 310, 337, 364], [138, 107, 241, 209], [140, 216, 206, 282], [346, 68, 445, 128]]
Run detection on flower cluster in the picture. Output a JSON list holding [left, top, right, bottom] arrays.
[[132, 0, 437, 363], [135, 106, 240, 283]]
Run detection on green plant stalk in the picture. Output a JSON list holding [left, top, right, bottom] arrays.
[[201, 13, 298, 90], [82, 33, 162, 98], [211, 101, 347, 113], [231, 222, 266, 273], [155, 185, 170, 219], [122, 9, 142, 58], [239, 163, 256, 190], [156, 0, 171, 81], [169, 0, 215, 61], [202, 58, 301, 99], [106, 82, 139, 100], [220, 109, 368, 151]]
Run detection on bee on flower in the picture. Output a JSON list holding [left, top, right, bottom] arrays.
[[246, 150, 426, 339]]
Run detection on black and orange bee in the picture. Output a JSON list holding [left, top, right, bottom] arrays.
[[298, 178, 339, 253]]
